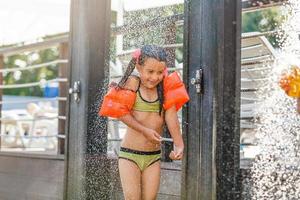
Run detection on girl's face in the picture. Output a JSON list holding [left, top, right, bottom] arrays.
[[137, 57, 166, 89]]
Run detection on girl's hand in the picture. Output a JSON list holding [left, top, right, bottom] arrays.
[[143, 128, 161, 144], [169, 145, 184, 160]]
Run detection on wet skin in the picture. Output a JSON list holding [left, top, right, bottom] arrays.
[[121, 58, 166, 151]]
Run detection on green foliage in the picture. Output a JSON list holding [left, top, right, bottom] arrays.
[[242, 8, 285, 47], [3, 48, 59, 97]]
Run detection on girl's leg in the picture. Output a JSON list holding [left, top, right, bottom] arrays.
[[119, 159, 142, 200], [141, 161, 161, 200]]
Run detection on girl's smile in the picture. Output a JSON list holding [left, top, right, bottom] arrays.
[[136, 57, 166, 89]]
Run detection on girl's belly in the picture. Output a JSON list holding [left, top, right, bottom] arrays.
[[121, 111, 164, 151]]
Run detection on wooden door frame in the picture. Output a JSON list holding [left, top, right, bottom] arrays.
[[64, 0, 111, 199], [181, 0, 241, 199]]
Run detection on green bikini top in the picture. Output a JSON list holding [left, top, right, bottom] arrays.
[[132, 80, 160, 113]]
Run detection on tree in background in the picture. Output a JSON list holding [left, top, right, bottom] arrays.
[[3, 47, 59, 97], [242, 7, 285, 47]]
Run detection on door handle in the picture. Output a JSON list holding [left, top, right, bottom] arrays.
[[69, 81, 81, 103], [190, 69, 203, 94]]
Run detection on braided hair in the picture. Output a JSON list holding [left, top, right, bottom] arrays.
[[117, 45, 168, 115]]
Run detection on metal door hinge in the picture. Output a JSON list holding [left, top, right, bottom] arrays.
[[190, 69, 203, 94], [69, 81, 81, 103]]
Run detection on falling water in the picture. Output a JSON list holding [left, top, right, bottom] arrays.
[[82, 2, 185, 199], [248, 0, 300, 199]]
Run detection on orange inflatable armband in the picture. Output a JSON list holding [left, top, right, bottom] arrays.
[[279, 66, 300, 98], [163, 72, 189, 111], [99, 87, 136, 118]]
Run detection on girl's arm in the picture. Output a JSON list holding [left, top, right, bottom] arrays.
[[165, 105, 184, 159], [119, 114, 161, 144]]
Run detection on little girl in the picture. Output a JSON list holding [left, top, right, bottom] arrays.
[[99, 45, 189, 200]]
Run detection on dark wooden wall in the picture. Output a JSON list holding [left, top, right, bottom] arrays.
[[0, 154, 64, 200]]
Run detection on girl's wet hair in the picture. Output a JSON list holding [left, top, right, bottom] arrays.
[[117, 45, 168, 115]]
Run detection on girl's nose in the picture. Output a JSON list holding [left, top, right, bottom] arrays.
[[152, 76, 160, 82]]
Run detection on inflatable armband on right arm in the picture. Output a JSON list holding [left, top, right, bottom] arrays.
[[99, 87, 136, 118]]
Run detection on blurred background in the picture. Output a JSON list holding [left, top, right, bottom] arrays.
[[0, 0, 286, 158]]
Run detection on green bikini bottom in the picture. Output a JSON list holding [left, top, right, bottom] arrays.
[[118, 147, 161, 171]]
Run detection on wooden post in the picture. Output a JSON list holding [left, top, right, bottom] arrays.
[[65, 0, 111, 199], [182, 0, 241, 199], [215, 1, 241, 199], [58, 42, 69, 155], [0, 54, 3, 148]]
